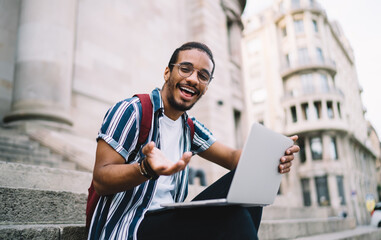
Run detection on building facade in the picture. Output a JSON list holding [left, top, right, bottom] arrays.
[[0, 0, 247, 194], [242, 0, 380, 225]]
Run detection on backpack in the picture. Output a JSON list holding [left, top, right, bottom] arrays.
[[85, 94, 195, 229]]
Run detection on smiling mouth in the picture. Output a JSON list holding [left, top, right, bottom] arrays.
[[178, 84, 199, 98]]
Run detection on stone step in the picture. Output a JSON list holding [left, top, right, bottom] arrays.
[[0, 155, 76, 170], [294, 225, 381, 240], [258, 217, 356, 239], [0, 130, 30, 141], [0, 136, 40, 150], [0, 161, 92, 194], [0, 143, 51, 156], [0, 149, 64, 162], [0, 187, 87, 225], [0, 224, 87, 240]]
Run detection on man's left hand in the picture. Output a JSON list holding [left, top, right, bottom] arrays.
[[279, 135, 300, 174]]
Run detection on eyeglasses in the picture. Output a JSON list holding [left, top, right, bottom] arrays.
[[171, 63, 213, 85]]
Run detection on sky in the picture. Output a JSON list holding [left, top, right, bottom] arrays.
[[244, 0, 381, 141]]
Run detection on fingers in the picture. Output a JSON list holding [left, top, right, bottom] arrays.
[[290, 135, 298, 142], [157, 152, 192, 176], [279, 152, 295, 174], [142, 141, 155, 155], [279, 160, 292, 173]]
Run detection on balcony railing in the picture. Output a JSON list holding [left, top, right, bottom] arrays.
[[280, 57, 337, 78], [275, 1, 326, 22], [282, 87, 344, 101]]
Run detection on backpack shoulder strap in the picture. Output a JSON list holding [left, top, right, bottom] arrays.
[[134, 94, 153, 145], [127, 94, 153, 162], [187, 118, 195, 142]]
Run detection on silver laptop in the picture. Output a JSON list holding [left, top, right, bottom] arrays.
[[161, 123, 294, 208]]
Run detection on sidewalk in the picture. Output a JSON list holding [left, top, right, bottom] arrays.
[[295, 225, 381, 240]]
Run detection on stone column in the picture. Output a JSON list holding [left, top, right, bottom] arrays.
[[328, 174, 340, 209], [228, 21, 243, 65], [3, 0, 77, 125]]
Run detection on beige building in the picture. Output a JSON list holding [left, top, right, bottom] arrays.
[[0, 0, 247, 187], [242, 0, 380, 225]]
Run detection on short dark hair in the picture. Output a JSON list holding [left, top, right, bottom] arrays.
[[168, 42, 215, 79]]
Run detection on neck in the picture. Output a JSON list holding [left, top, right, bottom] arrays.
[[161, 90, 184, 121]]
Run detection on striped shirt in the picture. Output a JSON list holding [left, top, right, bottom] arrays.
[[88, 88, 216, 240]]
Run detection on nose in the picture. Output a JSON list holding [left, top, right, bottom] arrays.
[[185, 70, 199, 86]]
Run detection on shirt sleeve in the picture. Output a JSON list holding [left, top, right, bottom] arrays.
[[190, 117, 216, 154], [96, 97, 141, 162]]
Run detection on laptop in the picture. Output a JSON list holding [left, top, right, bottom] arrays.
[[161, 123, 294, 208]]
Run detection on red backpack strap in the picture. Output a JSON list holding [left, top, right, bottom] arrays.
[[134, 94, 153, 145], [127, 94, 153, 163], [187, 118, 195, 142]]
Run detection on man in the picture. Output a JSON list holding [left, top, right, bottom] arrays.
[[88, 42, 299, 240]]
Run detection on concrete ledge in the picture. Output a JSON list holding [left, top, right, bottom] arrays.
[[258, 217, 356, 239], [262, 205, 336, 220], [0, 187, 87, 224], [0, 224, 87, 240], [0, 161, 92, 194]]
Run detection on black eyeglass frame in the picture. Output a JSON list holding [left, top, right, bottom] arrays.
[[171, 63, 213, 85]]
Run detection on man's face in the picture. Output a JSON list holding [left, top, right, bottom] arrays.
[[162, 49, 213, 113]]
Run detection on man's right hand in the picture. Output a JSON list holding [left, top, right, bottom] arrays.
[[142, 141, 192, 176]]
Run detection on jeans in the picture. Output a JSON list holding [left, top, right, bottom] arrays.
[[137, 170, 262, 240]]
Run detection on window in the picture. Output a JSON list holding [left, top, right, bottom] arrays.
[[234, 110, 243, 148], [313, 101, 321, 119], [312, 20, 318, 32], [291, 106, 297, 123], [294, 19, 304, 34], [301, 178, 312, 206], [337, 102, 342, 118], [292, 0, 300, 8], [327, 101, 334, 119], [310, 136, 323, 160], [336, 176, 346, 205], [298, 136, 306, 163], [251, 88, 267, 104], [302, 103, 309, 120], [315, 176, 330, 206], [281, 26, 287, 37], [298, 48, 309, 64], [316, 48, 324, 63], [285, 53, 290, 67], [320, 74, 329, 92], [329, 136, 338, 160], [279, 1, 285, 13], [301, 73, 314, 93]]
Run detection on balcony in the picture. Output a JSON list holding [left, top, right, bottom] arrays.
[[282, 87, 344, 102], [282, 88, 347, 135], [275, 1, 326, 23], [281, 57, 337, 78]]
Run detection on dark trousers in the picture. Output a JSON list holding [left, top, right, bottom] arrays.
[[137, 170, 263, 240]]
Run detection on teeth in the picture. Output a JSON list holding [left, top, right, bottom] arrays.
[[180, 87, 195, 95]]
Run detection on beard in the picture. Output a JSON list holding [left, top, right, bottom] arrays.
[[165, 78, 203, 112]]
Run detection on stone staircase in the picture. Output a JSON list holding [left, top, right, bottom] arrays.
[[0, 125, 92, 239], [1, 125, 381, 239], [0, 127, 77, 170]]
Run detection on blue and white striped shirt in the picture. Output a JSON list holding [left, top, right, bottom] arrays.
[[88, 88, 216, 240]]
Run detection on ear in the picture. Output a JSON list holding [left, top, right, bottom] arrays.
[[164, 67, 170, 82]]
